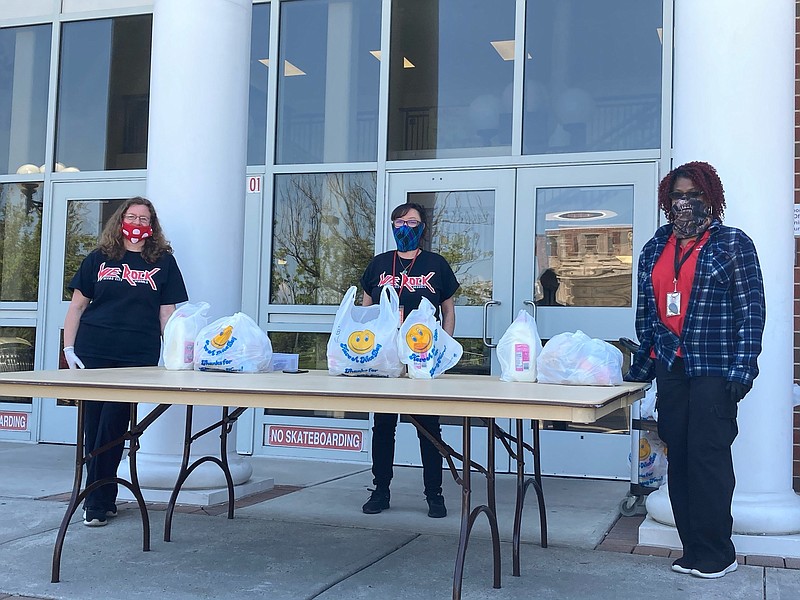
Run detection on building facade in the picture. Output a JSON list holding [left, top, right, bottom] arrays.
[[0, 0, 797, 517]]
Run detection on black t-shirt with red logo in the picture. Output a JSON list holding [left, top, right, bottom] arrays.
[[69, 249, 188, 364], [360, 250, 459, 321]]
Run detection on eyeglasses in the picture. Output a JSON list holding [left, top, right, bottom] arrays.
[[123, 213, 151, 225], [668, 190, 704, 201], [393, 218, 420, 228]]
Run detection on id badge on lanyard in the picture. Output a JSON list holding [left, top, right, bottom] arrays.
[[668, 238, 699, 318], [666, 287, 681, 317]]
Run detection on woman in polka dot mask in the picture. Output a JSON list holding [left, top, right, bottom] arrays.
[[63, 196, 188, 527]]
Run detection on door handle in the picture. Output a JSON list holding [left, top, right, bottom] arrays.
[[482, 300, 501, 348], [523, 299, 537, 320]]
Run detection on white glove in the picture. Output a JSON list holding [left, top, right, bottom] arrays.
[[63, 346, 85, 370]]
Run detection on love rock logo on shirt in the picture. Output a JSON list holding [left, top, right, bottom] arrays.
[[97, 262, 161, 290], [377, 271, 435, 293]]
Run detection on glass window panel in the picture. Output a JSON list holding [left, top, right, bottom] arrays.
[[0, 326, 35, 404], [271, 172, 376, 305], [56, 15, 152, 171], [0, 183, 42, 302], [276, 0, 381, 164], [388, 0, 516, 160], [266, 331, 368, 419], [63, 199, 125, 300], [0, 24, 52, 176], [448, 337, 490, 376], [247, 3, 270, 166], [534, 185, 633, 307], [406, 190, 494, 306], [523, 0, 662, 154]]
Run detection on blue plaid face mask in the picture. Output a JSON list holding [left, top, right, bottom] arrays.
[[392, 223, 425, 252]]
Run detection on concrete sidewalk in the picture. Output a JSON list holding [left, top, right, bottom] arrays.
[[0, 441, 798, 599]]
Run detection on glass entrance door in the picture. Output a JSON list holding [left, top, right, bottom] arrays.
[[387, 163, 658, 478], [515, 162, 658, 478], [387, 169, 516, 470], [38, 179, 145, 443]]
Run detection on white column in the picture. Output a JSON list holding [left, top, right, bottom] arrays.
[[644, 0, 800, 549], [120, 0, 254, 492]]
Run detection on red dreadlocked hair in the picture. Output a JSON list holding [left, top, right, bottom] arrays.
[[657, 161, 727, 222]]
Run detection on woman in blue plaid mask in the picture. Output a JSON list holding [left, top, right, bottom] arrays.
[[358, 202, 460, 519]]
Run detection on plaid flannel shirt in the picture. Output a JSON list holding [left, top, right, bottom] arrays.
[[628, 221, 765, 386]]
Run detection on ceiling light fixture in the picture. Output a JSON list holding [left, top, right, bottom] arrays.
[[371, 50, 415, 68], [490, 40, 532, 61], [258, 58, 307, 76]]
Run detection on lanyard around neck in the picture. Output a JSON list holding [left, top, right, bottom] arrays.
[[673, 237, 700, 282], [392, 250, 419, 298]]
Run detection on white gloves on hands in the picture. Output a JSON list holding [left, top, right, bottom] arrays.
[[63, 346, 85, 369]]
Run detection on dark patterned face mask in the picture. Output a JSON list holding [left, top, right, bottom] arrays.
[[670, 197, 712, 239], [392, 223, 425, 252]]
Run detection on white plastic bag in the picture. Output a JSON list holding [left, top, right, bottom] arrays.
[[536, 330, 623, 385], [497, 310, 542, 382], [640, 381, 658, 420], [327, 285, 403, 377], [194, 312, 273, 373], [636, 430, 667, 489], [163, 302, 210, 370], [398, 297, 463, 379]]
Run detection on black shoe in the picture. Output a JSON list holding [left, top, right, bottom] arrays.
[[691, 560, 738, 579], [426, 494, 447, 518], [83, 509, 108, 527], [362, 489, 390, 514], [671, 556, 693, 574], [83, 507, 117, 520]]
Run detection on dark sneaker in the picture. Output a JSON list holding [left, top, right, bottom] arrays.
[[362, 489, 390, 514], [83, 507, 117, 520], [83, 510, 108, 527], [691, 560, 738, 579], [426, 494, 447, 518], [671, 556, 693, 574]]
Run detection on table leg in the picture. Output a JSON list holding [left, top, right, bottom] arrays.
[[52, 401, 166, 583], [51, 399, 86, 583], [164, 406, 244, 541], [451, 417, 501, 600], [511, 418, 548, 577]]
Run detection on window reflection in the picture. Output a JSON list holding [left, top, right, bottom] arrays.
[[523, 0, 662, 154], [271, 173, 376, 305], [56, 15, 152, 171], [406, 190, 494, 306], [267, 331, 367, 419], [247, 3, 270, 166], [63, 199, 125, 300], [276, 0, 381, 164], [535, 186, 633, 307], [0, 326, 35, 404], [0, 24, 51, 176], [388, 0, 515, 159], [448, 337, 490, 376], [0, 183, 42, 302]]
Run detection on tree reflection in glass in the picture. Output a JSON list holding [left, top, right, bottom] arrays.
[[0, 183, 42, 302], [62, 199, 125, 300], [271, 172, 376, 305]]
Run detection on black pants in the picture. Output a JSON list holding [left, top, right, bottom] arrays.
[[80, 356, 143, 512], [655, 358, 738, 571], [371, 413, 443, 497]]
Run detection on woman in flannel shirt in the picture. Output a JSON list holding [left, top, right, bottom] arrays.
[[627, 161, 765, 580]]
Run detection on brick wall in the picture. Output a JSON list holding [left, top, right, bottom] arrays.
[[794, 0, 800, 493]]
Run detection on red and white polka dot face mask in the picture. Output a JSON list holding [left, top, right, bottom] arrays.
[[121, 221, 152, 244]]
